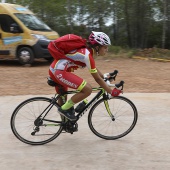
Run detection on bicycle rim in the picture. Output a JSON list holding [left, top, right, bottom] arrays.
[[11, 97, 63, 145], [88, 96, 138, 140]]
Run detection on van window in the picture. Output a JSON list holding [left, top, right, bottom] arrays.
[[15, 13, 51, 31], [0, 14, 19, 33]]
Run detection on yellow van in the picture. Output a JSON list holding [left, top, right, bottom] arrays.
[[0, 3, 59, 64]]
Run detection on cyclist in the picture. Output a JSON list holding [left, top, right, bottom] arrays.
[[48, 31, 121, 121]]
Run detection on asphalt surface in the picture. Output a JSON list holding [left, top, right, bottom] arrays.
[[0, 93, 170, 170]]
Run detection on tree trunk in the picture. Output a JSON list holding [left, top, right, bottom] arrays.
[[162, 0, 167, 49], [67, 0, 73, 32], [124, 0, 132, 47]]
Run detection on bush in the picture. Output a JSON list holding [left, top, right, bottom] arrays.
[[109, 46, 122, 54], [134, 48, 170, 59]]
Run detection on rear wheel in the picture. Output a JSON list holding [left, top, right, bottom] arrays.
[[17, 47, 34, 65], [88, 96, 138, 140], [11, 97, 63, 145]]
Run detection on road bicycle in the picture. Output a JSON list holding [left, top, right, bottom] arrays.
[[11, 70, 138, 145]]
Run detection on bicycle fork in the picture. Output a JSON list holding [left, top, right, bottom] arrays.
[[104, 100, 115, 121]]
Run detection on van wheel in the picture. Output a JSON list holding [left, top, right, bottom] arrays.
[[17, 47, 34, 65]]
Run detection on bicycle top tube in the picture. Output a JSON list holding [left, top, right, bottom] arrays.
[[65, 87, 104, 94]]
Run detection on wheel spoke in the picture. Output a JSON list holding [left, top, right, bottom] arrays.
[[88, 96, 138, 140], [11, 97, 63, 145]]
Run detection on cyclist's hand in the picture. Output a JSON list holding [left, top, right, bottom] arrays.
[[111, 88, 121, 97]]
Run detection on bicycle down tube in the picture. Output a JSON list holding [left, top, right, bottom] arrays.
[[72, 88, 106, 120]]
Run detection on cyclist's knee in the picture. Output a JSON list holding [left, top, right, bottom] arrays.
[[77, 80, 92, 96], [81, 83, 92, 96]]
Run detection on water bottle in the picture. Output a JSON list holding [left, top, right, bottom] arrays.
[[75, 99, 88, 113]]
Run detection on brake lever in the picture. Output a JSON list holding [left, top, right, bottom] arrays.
[[115, 81, 124, 90], [104, 70, 118, 82]]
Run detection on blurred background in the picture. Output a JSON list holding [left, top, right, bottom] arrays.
[[2, 0, 170, 50]]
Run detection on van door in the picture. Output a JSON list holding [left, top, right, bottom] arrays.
[[0, 14, 23, 59]]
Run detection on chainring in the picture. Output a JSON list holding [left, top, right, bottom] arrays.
[[63, 121, 78, 134]]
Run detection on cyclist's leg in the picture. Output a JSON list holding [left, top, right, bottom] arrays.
[[49, 69, 68, 106], [54, 70, 92, 104], [53, 70, 92, 120], [71, 81, 92, 103]]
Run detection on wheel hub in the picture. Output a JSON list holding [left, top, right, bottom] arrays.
[[112, 117, 115, 121], [20, 51, 31, 62], [34, 118, 43, 126]]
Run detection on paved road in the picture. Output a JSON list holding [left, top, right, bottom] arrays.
[[0, 93, 170, 170]]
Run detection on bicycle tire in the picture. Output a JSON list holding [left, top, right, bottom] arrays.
[[11, 97, 63, 145], [88, 96, 138, 140]]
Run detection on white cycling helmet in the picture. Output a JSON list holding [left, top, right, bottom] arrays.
[[89, 31, 111, 46]]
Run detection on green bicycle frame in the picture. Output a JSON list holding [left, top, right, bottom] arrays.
[[42, 87, 113, 126], [66, 87, 113, 120]]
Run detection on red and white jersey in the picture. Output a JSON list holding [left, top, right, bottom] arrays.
[[50, 48, 97, 73]]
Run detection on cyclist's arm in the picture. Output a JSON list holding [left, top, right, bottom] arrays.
[[84, 51, 104, 79], [91, 72, 112, 94], [96, 68, 104, 79], [85, 50, 111, 93]]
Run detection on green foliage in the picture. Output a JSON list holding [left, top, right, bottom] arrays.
[[107, 46, 137, 59], [4, 0, 170, 50], [135, 48, 170, 59], [109, 46, 122, 54]]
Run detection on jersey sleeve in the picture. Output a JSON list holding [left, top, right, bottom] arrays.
[[85, 49, 97, 73]]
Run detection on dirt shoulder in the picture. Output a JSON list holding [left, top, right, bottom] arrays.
[[0, 58, 170, 96]]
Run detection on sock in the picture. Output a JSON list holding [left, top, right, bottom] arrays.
[[61, 99, 75, 110]]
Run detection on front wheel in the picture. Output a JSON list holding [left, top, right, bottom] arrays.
[[88, 96, 138, 140], [11, 97, 63, 145]]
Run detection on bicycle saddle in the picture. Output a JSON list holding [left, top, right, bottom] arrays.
[[47, 77, 59, 87]]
